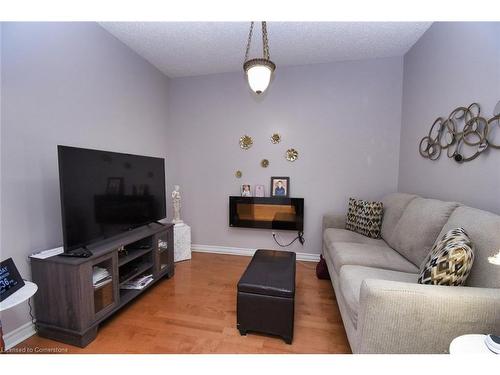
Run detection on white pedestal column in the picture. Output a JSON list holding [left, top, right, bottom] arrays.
[[174, 223, 191, 262]]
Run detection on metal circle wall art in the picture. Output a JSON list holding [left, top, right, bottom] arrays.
[[270, 133, 281, 144], [261, 159, 269, 168], [494, 100, 500, 117], [235, 170, 242, 178], [285, 148, 299, 162], [419, 103, 500, 163], [239, 135, 253, 150]]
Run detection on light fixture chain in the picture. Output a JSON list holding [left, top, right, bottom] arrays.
[[244, 21, 254, 63], [262, 21, 270, 60], [242, 20, 275, 94]]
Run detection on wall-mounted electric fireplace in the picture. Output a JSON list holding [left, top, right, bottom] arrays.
[[229, 196, 304, 231]]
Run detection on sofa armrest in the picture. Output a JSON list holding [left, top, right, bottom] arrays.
[[357, 279, 500, 354], [322, 214, 346, 231]]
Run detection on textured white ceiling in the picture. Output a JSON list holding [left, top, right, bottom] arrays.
[[100, 22, 431, 78]]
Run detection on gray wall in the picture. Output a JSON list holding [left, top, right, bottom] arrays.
[[167, 57, 404, 255], [0, 23, 170, 335], [398, 22, 500, 212]]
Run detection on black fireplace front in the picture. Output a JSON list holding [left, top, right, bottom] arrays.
[[229, 196, 304, 231]]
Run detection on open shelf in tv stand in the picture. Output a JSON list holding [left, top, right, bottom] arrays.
[[30, 222, 174, 347]]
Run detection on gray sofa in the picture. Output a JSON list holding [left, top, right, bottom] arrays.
[[322, 192, 500, 354]]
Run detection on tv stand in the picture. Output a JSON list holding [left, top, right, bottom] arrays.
[[30, 223, 174, 347]]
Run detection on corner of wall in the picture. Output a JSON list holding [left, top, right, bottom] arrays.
[[396, 23, 432, 195], [164, 76, 177, 221], [395, 54, 405, 194]]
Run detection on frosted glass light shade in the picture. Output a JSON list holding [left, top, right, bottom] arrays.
[[244, 58, 276, 95], [247, 65, 272, 94]]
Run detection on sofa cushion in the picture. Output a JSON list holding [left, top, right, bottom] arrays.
[[323, 228, 388, 249], [327, 241, 419, 275], [418, 227, 475, 286], [388, 198, 460, 266], [381, 193, 418, 243], [339, 265, 418, 327], [435, 206, 500, 288]]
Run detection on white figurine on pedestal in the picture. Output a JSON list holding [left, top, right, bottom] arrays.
[[171, 185, 183, 224]]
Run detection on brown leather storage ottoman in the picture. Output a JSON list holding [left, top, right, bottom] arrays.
[[237, 249, 296, 344]]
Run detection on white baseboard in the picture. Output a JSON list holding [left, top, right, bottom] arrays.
[[191, 244, 320, 262], [3, 321, 36, 350]]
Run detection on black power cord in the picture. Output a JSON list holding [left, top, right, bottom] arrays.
[[272, 231, 305, 247], [23, 278, 38, 333], [27, 298, 38, 332]]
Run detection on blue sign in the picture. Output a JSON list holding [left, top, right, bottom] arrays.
[[0, 258, 25, 302]]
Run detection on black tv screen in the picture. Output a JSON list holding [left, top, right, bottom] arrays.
[[58, 145, 166, 251]]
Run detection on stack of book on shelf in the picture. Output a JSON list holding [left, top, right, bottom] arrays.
[[121, 274, 153, 290], [93, 266, 111, 289]]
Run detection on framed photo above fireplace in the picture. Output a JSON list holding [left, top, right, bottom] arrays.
[[271, 177, 290, 198], [254, 184, 265, 197], [241, 184, 252, 197], [106, 177, 124, 195]]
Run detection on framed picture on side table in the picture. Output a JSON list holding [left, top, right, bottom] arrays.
[[270, 177, 290, 198]]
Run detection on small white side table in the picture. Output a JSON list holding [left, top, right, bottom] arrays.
[[449, 334, 494, 354], [0, 281, 38, 352], [174, 223, 191, 262]]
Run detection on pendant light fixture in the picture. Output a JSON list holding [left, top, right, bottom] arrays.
[[243, 21, 276, 95]]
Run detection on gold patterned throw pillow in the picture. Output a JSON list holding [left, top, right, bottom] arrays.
[[418, 227, 474, 286], [355, 200, 384, 238], [345, 197, 358, 231], [345, 198, 384, 239]]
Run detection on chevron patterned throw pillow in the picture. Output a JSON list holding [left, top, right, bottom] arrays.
[[345, 198, 384, 239], [418, 227, 475, 286], [345, 197, 359, 231], [355, 199, 384, 238]]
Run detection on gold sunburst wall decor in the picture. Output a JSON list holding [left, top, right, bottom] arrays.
[[261, 159, 269, 168], [286, 148, 299, 162], [270, 133, 281, 144], [239, 135, 253, 150], [235, 170, 242, 178]]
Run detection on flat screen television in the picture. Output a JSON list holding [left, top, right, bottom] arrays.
[[58, 145, 166, 252]]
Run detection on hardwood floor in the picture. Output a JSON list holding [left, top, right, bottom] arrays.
[[13, 252, 351, 354]]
